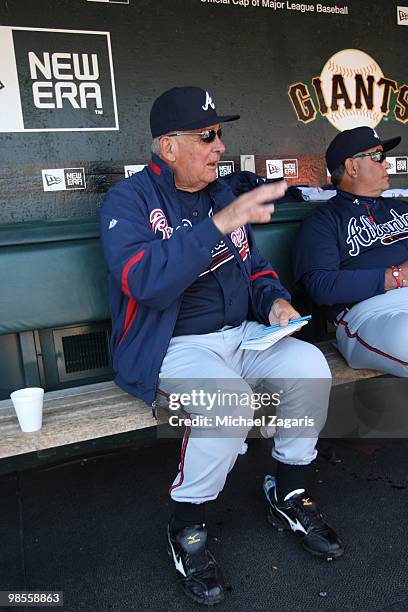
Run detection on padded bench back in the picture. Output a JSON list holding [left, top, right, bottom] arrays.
[[0, 237, 109, 335], [252, 222, 299, 295], [0, 216, 303, 335]]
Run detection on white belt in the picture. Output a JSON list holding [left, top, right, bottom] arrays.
[[217, 325, 236, 332]]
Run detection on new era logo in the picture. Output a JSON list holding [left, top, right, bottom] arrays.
[[396, 157, 408, 173], [282, 159, 298, 178], [42, 167, 86, 191], [397, 6, 408, 24], [217, 161, 234, 178], [65, 169, 86, 189], [386, 156, 408, 174], [0, 26, 118, 132], [124, 164, 146, 177], [44, 173, 63, 187], [266, 159, 299, 179], [266, 160, 283, 178]]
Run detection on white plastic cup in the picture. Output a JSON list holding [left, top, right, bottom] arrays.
[[10, 387, 44, 432]]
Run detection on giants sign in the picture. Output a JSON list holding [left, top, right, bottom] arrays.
[[288, 49, 407, 131], [0, 26, 118, 132]]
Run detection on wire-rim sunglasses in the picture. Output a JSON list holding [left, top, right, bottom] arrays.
[[163, 128, 223, 144]]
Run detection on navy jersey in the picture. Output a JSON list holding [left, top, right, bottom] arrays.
[[293, 189, 408, 320], [174, 188, 249, 336]]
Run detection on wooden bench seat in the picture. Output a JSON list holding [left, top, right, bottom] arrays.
[[0, 342, 382, 460], [0, 381, 166, 459], [317, 340, 382, 386]]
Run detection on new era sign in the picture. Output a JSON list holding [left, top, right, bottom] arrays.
[[217, 161, 235, 178], [0, 26, 118, 132], [397, 6, 408, 24], [282, 159, 298, 179], [386, 156, 408, 174], [42, 168, 86, 191], [266, 159, 298, 179], [124, 164, 146, 177]]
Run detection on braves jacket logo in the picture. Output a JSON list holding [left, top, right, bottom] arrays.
[[230, 226, 245, 248], [231, 226, 250, 262], [150, 209, 193, 238], [150, 208, 173, 239], [149, 208, 250, 272]]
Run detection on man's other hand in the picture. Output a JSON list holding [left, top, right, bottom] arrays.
[[268, 298, 301, 327]]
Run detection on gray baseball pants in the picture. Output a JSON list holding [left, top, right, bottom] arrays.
[[336, 288, 408, 377], [158, 320, 332, 504]]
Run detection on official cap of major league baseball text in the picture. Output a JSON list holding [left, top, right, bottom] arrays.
[[326, 126, 401, 173], [150, 86, 240, 138]]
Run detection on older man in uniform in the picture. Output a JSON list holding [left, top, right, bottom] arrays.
[[99, 86, 342, 606]]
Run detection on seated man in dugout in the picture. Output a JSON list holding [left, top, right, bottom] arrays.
[[99, 85, 342, 606], [293, 126, 408, 377]]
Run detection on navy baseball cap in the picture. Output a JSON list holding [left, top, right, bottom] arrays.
[[150, 86, 240, 138], [326, 126, 401, 173]]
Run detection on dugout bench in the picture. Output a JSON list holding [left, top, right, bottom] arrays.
[[0, 202, 382, 461]]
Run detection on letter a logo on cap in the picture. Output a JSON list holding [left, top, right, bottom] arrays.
[[202, 91, 215, 111], [372, 129, 380, 139]]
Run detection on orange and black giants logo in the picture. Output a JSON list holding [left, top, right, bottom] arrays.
[[288, 49, 407, 131]]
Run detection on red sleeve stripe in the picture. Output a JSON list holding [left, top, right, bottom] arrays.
[[250, 270, 279, 281], [121, 250, 145, 297], [149, 161, 162, 175]]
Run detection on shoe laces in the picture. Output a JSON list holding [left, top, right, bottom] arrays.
[[174, 523, 213, 574], [185, 548, 215, 576], [287, 493, 329, 534]]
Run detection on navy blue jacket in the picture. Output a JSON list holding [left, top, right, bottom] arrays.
[[99, 155, 290, 405], [293, 189, 408, 320]]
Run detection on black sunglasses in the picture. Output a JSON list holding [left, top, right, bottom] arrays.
[[165, 128, 223, 144], [352, 150, 387, 163]]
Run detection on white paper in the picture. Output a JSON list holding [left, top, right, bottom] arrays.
[[240, 319, 310, 351]]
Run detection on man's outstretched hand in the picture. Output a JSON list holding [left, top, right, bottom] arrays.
[[212, 181, 287, 235]]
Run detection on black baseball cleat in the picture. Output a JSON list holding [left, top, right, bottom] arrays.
[[167, 520, 226, 606], [263, 475, 344, 560]]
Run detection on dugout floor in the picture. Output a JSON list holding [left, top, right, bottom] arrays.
[[1, 424, 407, 612]]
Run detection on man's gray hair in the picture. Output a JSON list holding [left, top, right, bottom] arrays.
[[151, 137, 161, 155], [330, 163, 345, 187]]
